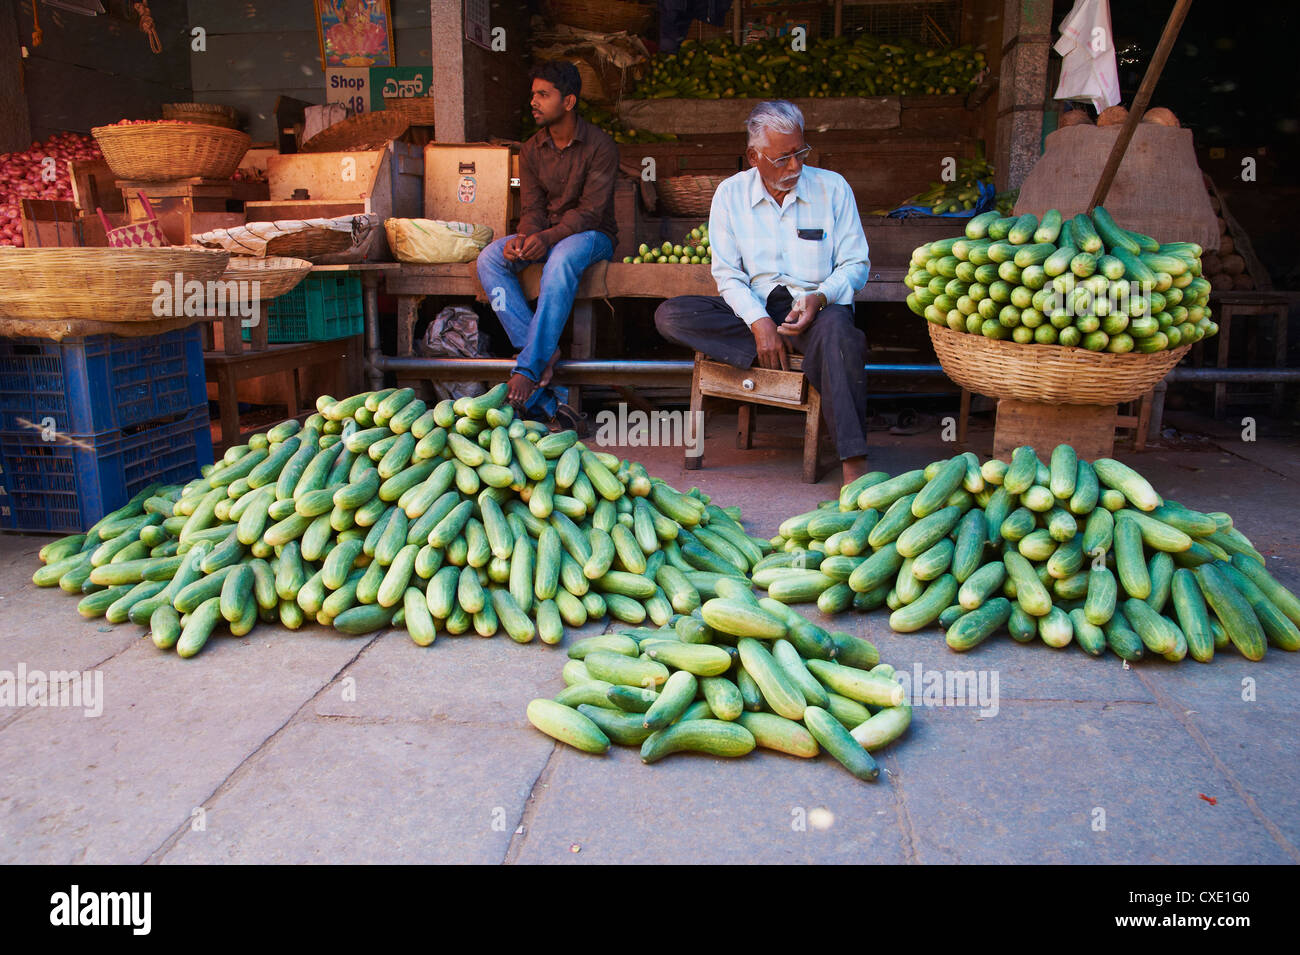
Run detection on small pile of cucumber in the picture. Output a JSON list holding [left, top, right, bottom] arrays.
[[32, 383, 778, 658], [528, 585, 912, 781], [905, 206, 1218, 353], [760, 446, 1300, 662]]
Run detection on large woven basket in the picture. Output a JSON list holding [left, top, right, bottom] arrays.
[[161, 102, 239, 129], [0, 247, 231, 323], [657, 174, 727, 217], [301, 111, 411, 153], [927, 323, 1192, 405], [0, 315, 197, 341], [91, 122, 250, 181], [382, 97, 437, 126], [545, 0, 654, 34], [219, 256, 313, 300]]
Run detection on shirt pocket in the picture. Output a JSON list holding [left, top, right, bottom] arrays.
[[795, 218, 835, 282]]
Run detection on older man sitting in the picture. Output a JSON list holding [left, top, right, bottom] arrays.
[[655, 100, 871, 485]]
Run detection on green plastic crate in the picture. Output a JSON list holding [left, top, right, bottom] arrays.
[[244, 273, 364, 343]]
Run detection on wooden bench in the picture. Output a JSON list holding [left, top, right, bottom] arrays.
[[378, 260, 910, 404]]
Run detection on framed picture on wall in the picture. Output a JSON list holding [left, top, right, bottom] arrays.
[[315, 0, 396, 69]]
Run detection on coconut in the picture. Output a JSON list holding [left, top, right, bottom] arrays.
[[1141, 107, 1180, 127], [1097, 105, 1129, 127]]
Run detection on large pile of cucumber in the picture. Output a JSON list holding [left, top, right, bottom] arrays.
[[758, 447, 1300, 662], [905, 207, 1218, 353], [529, 586, 912, 781], [30, 384, 780, 657]]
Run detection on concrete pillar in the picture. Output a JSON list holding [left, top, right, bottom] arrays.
[[994, 0, 1052, 192], [430, 0, 531, 143], [431, 0, 466, 143]]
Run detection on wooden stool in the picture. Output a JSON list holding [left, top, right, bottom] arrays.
[[1211, 297, 1289, 418], [687, 352, 826, 483]]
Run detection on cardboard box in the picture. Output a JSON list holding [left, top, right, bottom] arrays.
[[423, 143, 517, 244]]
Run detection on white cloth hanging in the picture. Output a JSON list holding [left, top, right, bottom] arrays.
[[1053, 0, 1121, 112]]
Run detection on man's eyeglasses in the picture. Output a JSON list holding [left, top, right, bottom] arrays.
[[756, 145, 812, 167]]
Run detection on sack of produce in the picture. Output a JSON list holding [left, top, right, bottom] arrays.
[[385, 218, 493, 264]]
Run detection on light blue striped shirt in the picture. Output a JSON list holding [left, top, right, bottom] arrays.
[[708, 165, 870, 326]]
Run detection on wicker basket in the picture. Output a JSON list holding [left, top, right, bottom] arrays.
[[219, 256, 313, 300], [382, 97, 437, 126], [263, 229, 357, 261], [0, 247, 231, 323], [656, 174, 727, 217], [91, 122, 251, 182], [927, 323, 1192, 405], [545, 0, 654, 34], [301, 111, 412, 153], [161, 102, 240, 129]]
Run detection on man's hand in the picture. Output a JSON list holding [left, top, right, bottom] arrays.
[[518, 233, 549, 261], [751, 317, 788, 370], [778, 292, 824, 337], [502, 234, 526, 261]]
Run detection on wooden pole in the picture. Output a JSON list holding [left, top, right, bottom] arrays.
[[1088, 0, 1194, 210]]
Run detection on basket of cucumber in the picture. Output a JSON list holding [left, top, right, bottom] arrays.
[[909, 206, 1214, 404], [928, 322, 1192, 405]]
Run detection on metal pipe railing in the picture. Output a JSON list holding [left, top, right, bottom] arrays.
[[366, 353, 1300, 386]]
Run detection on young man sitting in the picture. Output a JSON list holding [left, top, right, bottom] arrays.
[[474, 60, 619, 432]]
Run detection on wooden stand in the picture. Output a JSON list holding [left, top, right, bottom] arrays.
[[992, 399, 1117, 462]]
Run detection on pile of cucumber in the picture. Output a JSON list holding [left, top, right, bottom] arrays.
[[905, 206, 1218, 353], [759, 447, 1300, 662], [528, 586, 911, 781], [31, 384, 779, 658]]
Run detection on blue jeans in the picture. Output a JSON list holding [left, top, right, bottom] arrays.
[[476, 230, 614, 418]]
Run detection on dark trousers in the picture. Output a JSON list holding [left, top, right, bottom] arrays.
[[655, 288, 869, 460]]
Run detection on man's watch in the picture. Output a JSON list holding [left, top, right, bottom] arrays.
[[815, 291, 828, 311]]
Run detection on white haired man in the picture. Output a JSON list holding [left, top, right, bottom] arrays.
[[655, 100, 871, 485]]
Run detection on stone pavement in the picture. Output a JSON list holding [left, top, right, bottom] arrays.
[[1, 411, 1297, 864]]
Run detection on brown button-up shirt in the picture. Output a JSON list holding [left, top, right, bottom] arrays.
[[518, 114, 619, 248]]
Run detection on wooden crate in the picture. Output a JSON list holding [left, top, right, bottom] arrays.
[[119, 177, 268, 248], [244, 141, 424, 262]]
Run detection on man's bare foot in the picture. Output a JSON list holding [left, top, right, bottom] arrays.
[[537, 348, 562, 389], [507, 372, 537, 410], [841, 455, 869, 487]]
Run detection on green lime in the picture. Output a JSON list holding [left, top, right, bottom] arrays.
[[623, 256, 632, 263], [638, 243, 649, 255], [633, 256, 643, 264], [661, 241, 672, 253], [668, 255, 679, 263], [690, 256, 701, 264]]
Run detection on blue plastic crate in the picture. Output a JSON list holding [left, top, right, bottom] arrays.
[[0, 326, 206, 436], [0, 407, 214, 534], [244, 273, 364, 343]]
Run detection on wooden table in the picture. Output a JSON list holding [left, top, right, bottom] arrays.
[[204, 337, 362, 450]]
